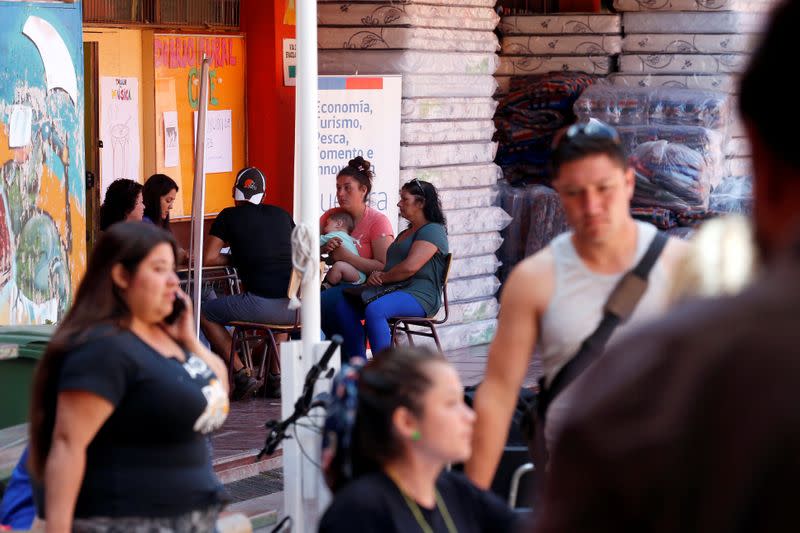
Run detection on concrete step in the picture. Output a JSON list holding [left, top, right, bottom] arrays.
[[213, 448, 282, 484]]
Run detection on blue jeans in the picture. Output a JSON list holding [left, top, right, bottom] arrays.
[[321, 283, 357, 339], [336, 291, 426, 359]]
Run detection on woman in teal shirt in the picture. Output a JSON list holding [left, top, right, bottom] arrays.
[[336, 179, 449, 359]]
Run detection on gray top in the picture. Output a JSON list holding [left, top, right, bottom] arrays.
[[385, 223, 449, 317]]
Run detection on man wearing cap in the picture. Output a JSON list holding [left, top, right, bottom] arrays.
[[465, 121, 689, 488], [201, 167, 295, 399]]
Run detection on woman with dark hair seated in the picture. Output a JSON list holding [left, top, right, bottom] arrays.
[[28, 222, 229, 531], [320, 347, 516, 532], [336, 179, 449, 359], [99, 178, 144, 230], [142, 173, 179, 229]]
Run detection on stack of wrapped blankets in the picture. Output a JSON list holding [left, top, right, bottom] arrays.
[[494, 72, 601, 184], [318, 0, 511, 350], [496, 182, 570, 282], [609, 0, 779, 191], [575, 85, 752, 232], [496, 12, 623, 96]]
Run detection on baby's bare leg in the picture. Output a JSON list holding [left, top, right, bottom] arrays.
[[325, 261, 362, 285]]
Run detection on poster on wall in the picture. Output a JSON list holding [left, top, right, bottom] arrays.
[[153, 34, 245, 215], [100, 76, 140, 195], [163, 111, 179, 168], [193, 109, 232, 174], [0, 4, 86, 325], [314, 76, 402, 233], [283, 38, 296, 86]]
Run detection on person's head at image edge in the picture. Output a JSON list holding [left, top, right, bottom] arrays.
[[330, 347, 475, 492], [398, 178, 447, 229], [27, 222, 181, 479], [551, 118, 634, 246], [99, 178, 144, 230], [143, 173, 179, 229], [740, 0, 800, 261], [232, 166, 266, 205]]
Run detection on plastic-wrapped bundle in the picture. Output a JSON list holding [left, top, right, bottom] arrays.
[[725, 157, 752, 177], [402, 98, 498, 121], [449, 232, 504, 258], [402, 74, 498, 98], [619, 54, 750, 76], [318, 50, 500, 76], [495, 72, 602, 185], [609, 73, 739, 94], [433, 298, 499, 325], [502, 35, 622, 56], [317, 3, 500, 30], [402, 120, 496, 145], [318, 27, 500, 53], [622, 12, 768, 34], [709, 175, 753, 215], [401, 163, 502, 189], [617, 125, 724, 183], [630, 207, 678, 230], [439, 187, 499, 211], [497, 183, 569, 281], [497, 55, 614, 77], [450, 255, 502, 279], [445, 207, 512, 235], [448, 275, 501, 302], [400, 142, 498, 168], [622, 34, 756, 55], [397, 319, 498, 351], [574, 85, 731, 129], [630, 141, 713, 212], [724, 137, 751, 158], [499, 14, 622, 35], [613, 0, 775, 12]]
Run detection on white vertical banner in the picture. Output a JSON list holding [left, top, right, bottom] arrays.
[[315, 75, 402, 234], [99, 76, 141, 195]]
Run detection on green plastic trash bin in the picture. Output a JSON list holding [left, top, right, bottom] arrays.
[[0, 326, 54, 430]]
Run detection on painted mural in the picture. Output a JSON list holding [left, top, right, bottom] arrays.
[[0, 2, 85, 324]]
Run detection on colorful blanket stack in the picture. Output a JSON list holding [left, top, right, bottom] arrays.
[[318, 0, 509, 350], [496, 12, 623, 96], [494, 72, 602, 184]]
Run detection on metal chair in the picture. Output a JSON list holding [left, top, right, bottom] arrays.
[[389, 253, 453, 351], [225, 270, 302, 397]]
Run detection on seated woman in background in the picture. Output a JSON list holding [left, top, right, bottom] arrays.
[[142, 173, 179, 229], [319, 347, 516, 532], [336, 179, 448, 359], [28, 222, 229, 531], [99, 178, 144, 230], [143, 173, 187, 263], [320, 157, 395, 338]]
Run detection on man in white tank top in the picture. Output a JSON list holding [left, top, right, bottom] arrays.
[[466, 120, 689, 489]]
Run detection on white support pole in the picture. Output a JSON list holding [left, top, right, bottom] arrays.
[[189, 57, 210, 337], [282, 2, 331, 532], [297, 0, 320, 340]]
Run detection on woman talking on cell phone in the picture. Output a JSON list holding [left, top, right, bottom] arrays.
[[27, 222, 230, 532]]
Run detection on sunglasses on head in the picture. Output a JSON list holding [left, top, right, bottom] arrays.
[[561, 118, 621, 146], [410, 178, 426, 194]]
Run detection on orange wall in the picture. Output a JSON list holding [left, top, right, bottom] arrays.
[[240, 0, 295, 214]]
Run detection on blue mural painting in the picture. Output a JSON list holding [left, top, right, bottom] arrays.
[[0, 1, 85, 324]]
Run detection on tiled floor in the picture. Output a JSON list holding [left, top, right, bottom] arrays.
[[211, 343, 542, 463]]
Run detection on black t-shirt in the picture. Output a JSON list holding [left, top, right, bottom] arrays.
[[210, 203, 295, 299], [319, 470, 517, 533], [55, 328, 229, 518]]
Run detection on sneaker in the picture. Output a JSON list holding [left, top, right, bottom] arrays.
[[233, 368, 259, 400], [264, 373, 281, 399]]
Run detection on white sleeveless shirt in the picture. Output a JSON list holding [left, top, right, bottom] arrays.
[[539, 221, 673, 386]]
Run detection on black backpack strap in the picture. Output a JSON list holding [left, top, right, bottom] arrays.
[[539, 231, 669, 416]]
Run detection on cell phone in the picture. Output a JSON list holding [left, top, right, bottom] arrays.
[[164, 296, 186, 325]]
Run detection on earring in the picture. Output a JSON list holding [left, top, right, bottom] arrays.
[[411, 430, 421, 442]]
